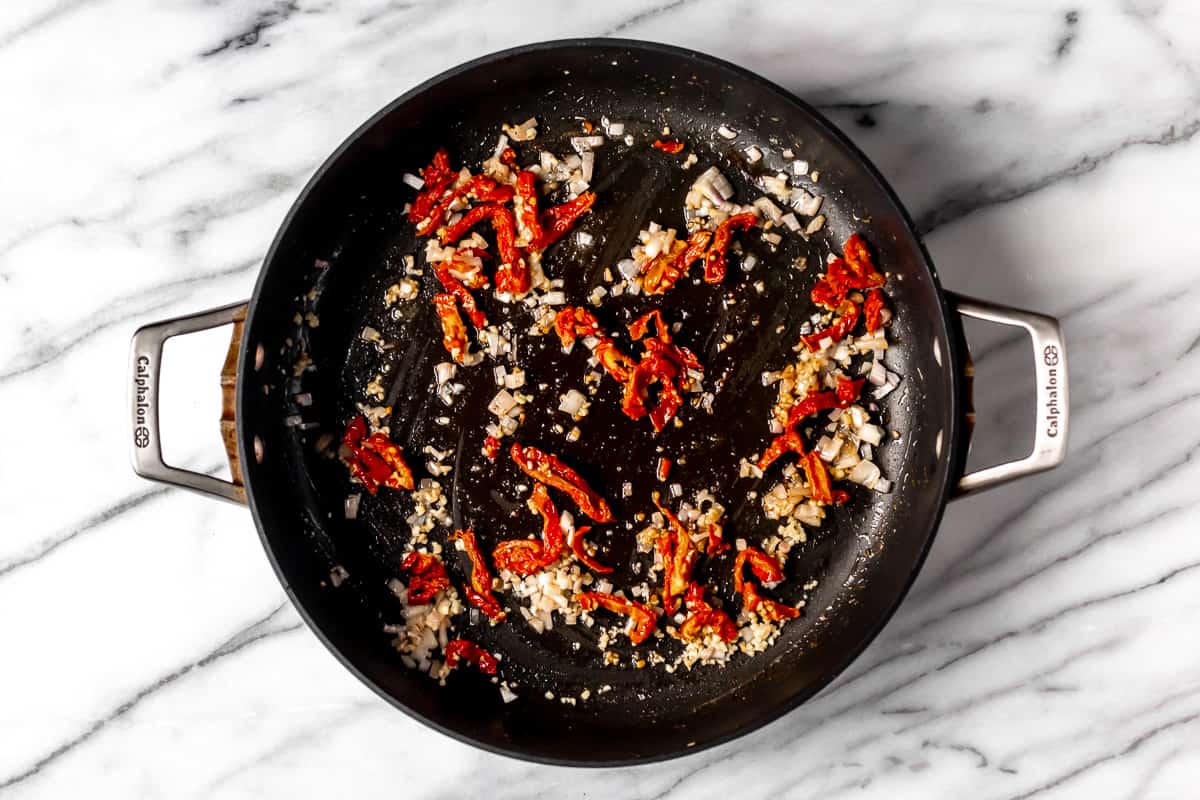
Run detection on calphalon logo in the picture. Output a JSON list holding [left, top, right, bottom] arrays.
[[1043, 345, 1060, 438], [134, 355, 151, 448]]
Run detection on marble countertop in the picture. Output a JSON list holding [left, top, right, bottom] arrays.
[[3, 0, 1199, 797]]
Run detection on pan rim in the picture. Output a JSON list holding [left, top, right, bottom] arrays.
[[237, 37, 966, 767]]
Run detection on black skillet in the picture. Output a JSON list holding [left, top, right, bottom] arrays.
[[128, 39, 1069, 765]]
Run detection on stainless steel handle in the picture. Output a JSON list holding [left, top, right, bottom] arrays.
[[949, 293, 1069, 496], [129, 302, 249, 505]]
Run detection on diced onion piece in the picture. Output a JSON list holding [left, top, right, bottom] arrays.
[[617, 258, 640, 279], [559, 389, 589, 417], [781, 212, 801, 232], [434, 362, 457, 386], [753, 197, 784, 226], [504, 368, 526, 390], [744, 145, 763, 164], [848, 460, 882, 488], [869, 360, 888, 386], [791, 188, 823, 217], [697, 166, 734, 200], [503, 117, 538, 141], [792, 160, 809, 176], [488, 390, 517, 417], [762, 231, 782, 246], [581, 151, 595, 182], [717, 125, 738, 140], [571, 135, 606, 152], [543, 291, 567, 305], [344, 494, 361, 519], [741, 254, 758, 272], [402, 173, 424, 190], [859, 424, 884, 446], [804, 214, 827, 235], [818, 435, 842, 463]]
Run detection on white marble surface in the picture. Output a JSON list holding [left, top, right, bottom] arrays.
[[2, 0, 1199, 797]]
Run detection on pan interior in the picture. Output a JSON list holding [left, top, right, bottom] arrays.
[[238, 41, 960, 764]]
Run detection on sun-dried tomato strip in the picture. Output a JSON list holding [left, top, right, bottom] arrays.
[[676, 583, 737, 643], [810, 271, 847, 311], [532, 191, 596, 251], [408, 149, 455, 224], [652, 139, 685, 154], [398, 551, 451, 605], [355, 445, 396, 490], [842, 233, 885, 287], [864, 288, 885, 334], [653, 492, 696, 614], [642, 230, 711, 295], [363, 432, 414, 491], [528, 483, 565, 563], [514, 170, 544, 246], [621, 354, 672, 424], [569, 525, 612, 573], [595, 340, 636, 383], [648, 370, 683, 432], [492, 539, 545, 576], [836, 376, 866, 407], [656, 458, 672, 482], [734, 547, 785, 591], [628, 309, 670, 342], [510, 444, 614, 522], [756, 430, 807, 471], [785, 391, 839, 428], [703, 212, 758, 284], [342, 417, 413, 494], [706, 523, 731, 555], [435, 268, 487, 329], [810, 235, 885, 310], [802, 451, 834, 504], [436, 250, 490, 290], [555, 307, 637, 381], [450, 529, 505, 622], [436, 203, 528, 294], [801, 301, 861, 352], [577, 592, 657, 645], [492, 482, 580, 575], [642, 335, 701, 373], [733, 547, 800, 620], [432, 293, 471, 364], [417, 174, 499, 236], [444, 639, 498, 675], [439, 203, 497, 245], [343, 415, 367, 449], [743, 583, 802, 621], [482, 435, 501, 460], [490, 207, 529, 296], [554, 306, 602, 350]]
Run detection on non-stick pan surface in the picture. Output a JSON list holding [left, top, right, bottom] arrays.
[[236, 40, 965, 764]]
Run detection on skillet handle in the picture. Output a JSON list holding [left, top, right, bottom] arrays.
[[947, 293, 1069, 496], [129, 302, 250, 505]]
